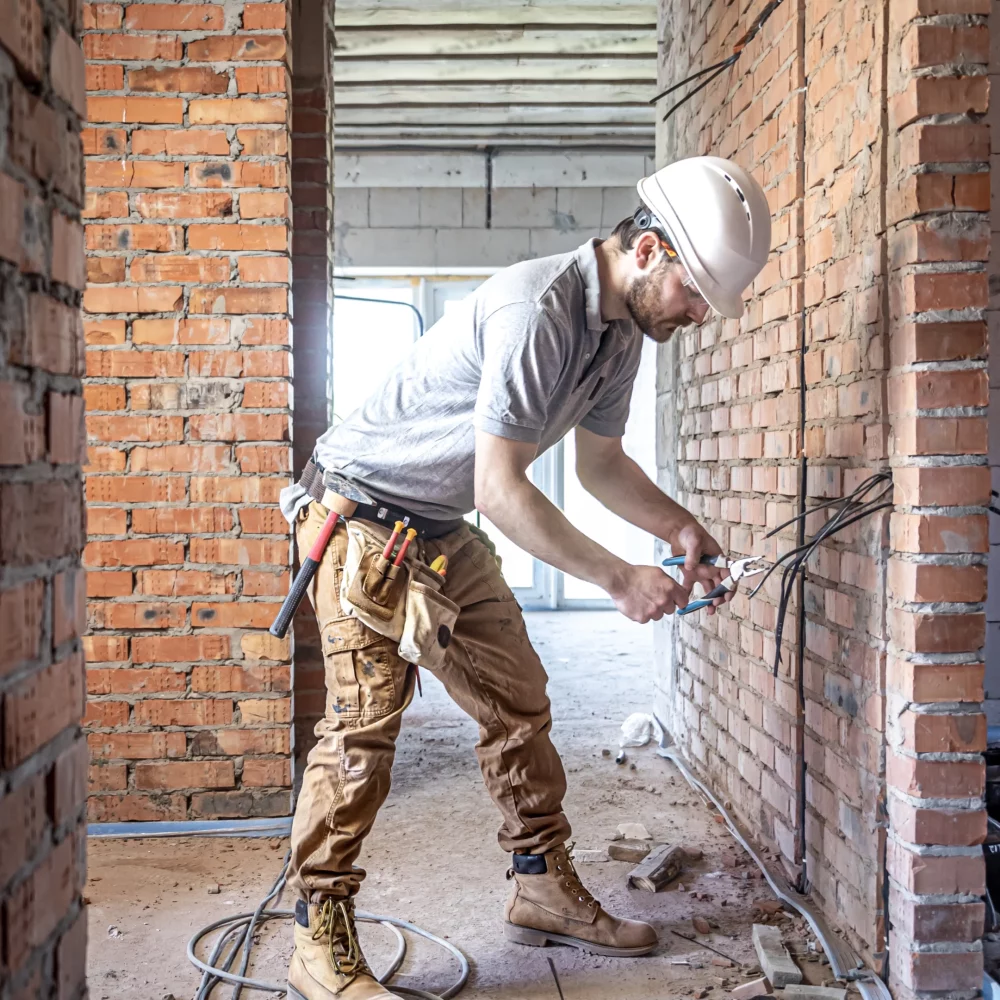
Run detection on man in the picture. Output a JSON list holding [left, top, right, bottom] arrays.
[[280, 155, 771, 1000]]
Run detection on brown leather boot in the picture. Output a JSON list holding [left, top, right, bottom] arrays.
[[504, 845, 658, 957], [287, 898, 403, 999]]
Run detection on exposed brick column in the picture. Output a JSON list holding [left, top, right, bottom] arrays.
[[288, 0, 333, 778], [0, 0, 89, 995], [885, 1, 990, 995], [82, 0, 295, 821]]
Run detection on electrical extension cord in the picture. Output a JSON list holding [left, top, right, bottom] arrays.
[[186, 855, 470, 1000]]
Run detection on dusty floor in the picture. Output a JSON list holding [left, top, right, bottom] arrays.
[[87, 611, 832, 999]]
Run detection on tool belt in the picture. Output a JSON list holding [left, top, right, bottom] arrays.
[[299, 458, 461, 669], [300, 459, 464, 540]]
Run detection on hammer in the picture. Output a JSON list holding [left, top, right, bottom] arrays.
[[269, 472, 373, 639]]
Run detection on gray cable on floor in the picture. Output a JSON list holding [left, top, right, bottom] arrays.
[[187, 859, 470, 1000]]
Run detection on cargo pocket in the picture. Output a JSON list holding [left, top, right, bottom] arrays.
[[320, 614, 397, 720]]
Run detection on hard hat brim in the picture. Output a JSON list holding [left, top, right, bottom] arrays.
[[636, 175, 746, 319]]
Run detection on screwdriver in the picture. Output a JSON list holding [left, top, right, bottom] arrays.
[[382, 521, 406, 561], [392, 527, 418, 567]]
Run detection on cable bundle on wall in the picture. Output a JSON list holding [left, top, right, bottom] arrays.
[[747, 472, 894, 676]]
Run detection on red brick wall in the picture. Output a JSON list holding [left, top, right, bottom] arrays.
[[82, 0, 296, 822], [655, 0, 989, 991], [0, 0, 89, 994]]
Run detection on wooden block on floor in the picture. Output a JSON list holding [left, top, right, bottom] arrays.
[[752, 924, 802, 988], [777, 987, 846, 1000], [627, 844, 684, 891]]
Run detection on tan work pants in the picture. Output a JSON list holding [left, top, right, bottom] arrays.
[[287, 501, 571, 900]]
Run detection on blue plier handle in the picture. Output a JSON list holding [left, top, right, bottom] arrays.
[[662, 554, 767, 615]]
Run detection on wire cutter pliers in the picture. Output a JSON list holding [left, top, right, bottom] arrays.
[[662, 553, 769, 616]]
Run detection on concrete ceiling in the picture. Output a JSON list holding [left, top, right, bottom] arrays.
[[333, 0, 658, 149]]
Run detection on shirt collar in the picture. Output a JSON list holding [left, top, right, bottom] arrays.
[[574, 238, 608, 333]]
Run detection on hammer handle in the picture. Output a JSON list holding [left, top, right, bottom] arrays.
[[269, 510, 340, 638]]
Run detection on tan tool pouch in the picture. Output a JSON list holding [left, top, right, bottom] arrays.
[[398, 564, 460, 670], [339, 521, 408, 641]]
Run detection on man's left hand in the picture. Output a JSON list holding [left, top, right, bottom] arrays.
[[671, 522, 731, 615]]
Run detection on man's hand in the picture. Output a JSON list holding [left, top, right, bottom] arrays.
[[671, 521, 731, 616], [607, 565, 691, 624]]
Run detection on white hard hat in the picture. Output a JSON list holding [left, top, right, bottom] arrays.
[[636, 156, 771, 319]]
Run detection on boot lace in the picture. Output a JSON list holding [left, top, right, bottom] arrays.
[[313, 897, 370, 981], [558, 844, 598, 911]]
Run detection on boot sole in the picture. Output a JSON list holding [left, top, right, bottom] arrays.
[[503, 921, 656, 957]]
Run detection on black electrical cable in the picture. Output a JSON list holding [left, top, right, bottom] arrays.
[[651, 0, 788, 121], [747, 472, 893, 676]]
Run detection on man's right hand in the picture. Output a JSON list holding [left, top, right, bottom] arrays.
[[608, 565, 691, 624]]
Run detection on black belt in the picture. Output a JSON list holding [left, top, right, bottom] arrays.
[[300, 459, 464, 540]]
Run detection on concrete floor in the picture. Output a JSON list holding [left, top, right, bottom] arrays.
[[87, 611, 829, 999]]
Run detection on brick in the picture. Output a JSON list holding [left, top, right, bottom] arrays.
[[89, 762, 127, 791], [2, 654, 85, 767], [889, 608, 984, 653], [887, 752, 984, 799], [238, 128, 288, 155], [135, 191, 234, 221], [87, 96, 184, 125], [86, 475, 187, 504], [53, 569, 86, 647], [82, 635, 129, 662], [892, 466, 990, 507], [124, 4, 224, 29], [244, 3, 285, 28], [187, 34, 287, 62], [87, 793, 186, 822], [890, 513, 987, 554], [892, 946, 982, 992], [888, 658, 983, 703], [889, 321, 985, 365], [86, 223, 183, 252], [752, 924, 802, 988], [135, 760, 235, 790], [0, 580, 45, 678], [132, 129, 230, 156], [190, 727, 289, 755], [0, 480, 85, 566], [240, 192, 290, 218], [887, 560, 986, 603], [189, 788, 290, 818], [128, 67, 229, 94], [133, 318, 231, 345], [187, 224, 287, 250], [132, 507, 233, 534], [87, 571, 133, 597], [51, 27, 87, 117], [890, 887, 984, 943], [129, 256, 230, 284], [88, 732, 186, 759], [84, 539, 184, 568], [190, 98, 288, 125], [0, 773, 46, 886], [887, 837, 984, 895], [137, 569, 237, 597], [83, 700, 129, 727], [133, 699, 234, 727], [83, 3, 124, 28], [241, 758, 290, 786], [132, 635, 230, 663], [239, 698, 291, 725], [84, 33, 182, 61], [888, 797, 985, 846]]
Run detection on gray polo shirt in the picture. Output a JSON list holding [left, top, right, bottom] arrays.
[[280, 239, 643, 523]]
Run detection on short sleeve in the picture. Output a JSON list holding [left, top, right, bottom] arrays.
[[474, 302, 565, 443]]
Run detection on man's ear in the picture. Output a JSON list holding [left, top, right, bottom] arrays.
[[633, 231, 662, 272]]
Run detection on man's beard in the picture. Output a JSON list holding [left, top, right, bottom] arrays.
[[625, 262, 685, 343]]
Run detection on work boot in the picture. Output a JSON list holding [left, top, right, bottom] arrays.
[[287, 897, 402, 999], [504, 845, 658, 957]]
